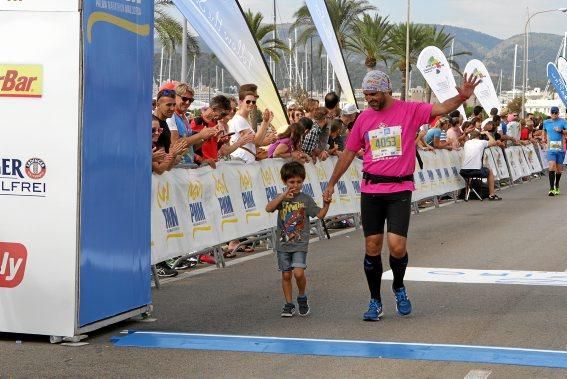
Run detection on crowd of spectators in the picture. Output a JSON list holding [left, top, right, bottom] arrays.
[[417, 106, 546, 153], [152, 80, 557, 277], [151, 81, 358, 277]]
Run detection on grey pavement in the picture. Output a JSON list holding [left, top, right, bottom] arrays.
[[1, 178, 566, 378]]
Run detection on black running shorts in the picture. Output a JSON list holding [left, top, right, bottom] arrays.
[[360, 191, 412, 238]]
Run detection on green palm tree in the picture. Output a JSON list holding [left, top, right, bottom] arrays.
[[291, 0, 375, 49], [244, 9, 289, 63], [346, 13, 392, 71], [387, 22, 432, 100], [154, 0, 199, 55], [290, 0, 375, 94]]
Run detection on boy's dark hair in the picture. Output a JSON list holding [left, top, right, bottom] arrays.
[[449, 110, 461, 119], [298, 116, 314, 131], [280, 161, 306, 182], [330, 119, 343, 134], [473, 105, 483, 116], [324, 91, 340, 109], [210, 95, 231, 111]]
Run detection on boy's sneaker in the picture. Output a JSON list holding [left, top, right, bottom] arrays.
[[281, 303, 296, 317], [362, 299, 383, 321], [155, 263, 178, 278], [297, 295, 310, 316], [393, 287, 412, 316], [554, 187, 561, 195], [548, 189, 555, 196]]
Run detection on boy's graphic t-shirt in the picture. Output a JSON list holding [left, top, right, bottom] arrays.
[[276, 193, 321, 253]]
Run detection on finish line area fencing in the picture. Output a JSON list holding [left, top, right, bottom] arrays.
[[151, 143, 547, 285]]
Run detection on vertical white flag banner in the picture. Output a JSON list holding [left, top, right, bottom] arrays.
[[557, 56, 567, 84], [172, 0, 288, 129], [417, 46, 465, 117], [464, 59, 500, 115], [304, 0, 357, 106]]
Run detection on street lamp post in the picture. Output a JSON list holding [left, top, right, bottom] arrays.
[[522, 8, 567, 117]]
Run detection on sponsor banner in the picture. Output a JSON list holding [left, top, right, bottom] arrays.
[[489, 146, 510, 180], [503, 146, 531, 178], [483, 148, 499, 180], [539, 146, 549, 168], [416, 46, 466, 117], [523, 144, 543, 173], [557, 56, 567, 87], [0, 0, 78, 12], [0, 65, 43, 98], [304, 0, 357, 106], [80, 0, 153, 327], [383, 267, 567, 287], [151, 157, 363, 264], [0, 10, 80, 336], [0, 157, 48, 197], [463, 59, 500, 114], [151, 145, 537, 263], [172, 0, 288, 131], [0, 242, 27, 288], [547, 62, 567, 108]]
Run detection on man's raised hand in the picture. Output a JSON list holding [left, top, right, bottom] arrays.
[[457, 73, 481, 100]]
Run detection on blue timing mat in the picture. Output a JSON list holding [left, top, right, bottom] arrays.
[[112, 332, 567, 369]]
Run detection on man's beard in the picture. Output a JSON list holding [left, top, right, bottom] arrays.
[[369, 100, 385, 111]]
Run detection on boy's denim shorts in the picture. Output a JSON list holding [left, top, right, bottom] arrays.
[[277, 251, 307, 272]]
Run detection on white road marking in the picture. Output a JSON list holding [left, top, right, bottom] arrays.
[[383, 267, 567, 287], [464, 369, 491, 379]]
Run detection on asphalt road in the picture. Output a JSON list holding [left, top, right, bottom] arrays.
[[1, 178, 566, 378]]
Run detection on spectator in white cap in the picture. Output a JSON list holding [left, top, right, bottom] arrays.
[[340, 103, 359, 130], [324, 69, 480, 321]]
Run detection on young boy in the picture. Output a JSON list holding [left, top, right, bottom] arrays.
[[266, 161, 332, 317]]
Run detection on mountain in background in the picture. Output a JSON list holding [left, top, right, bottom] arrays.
[[154, 23, 564, 96]]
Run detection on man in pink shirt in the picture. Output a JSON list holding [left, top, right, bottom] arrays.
[[324, 70, 480, 321]]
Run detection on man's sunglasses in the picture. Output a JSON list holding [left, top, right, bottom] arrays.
[[552, 111, 559, 115], [245, 99, 257, 105], [180, 96, 194, 103]]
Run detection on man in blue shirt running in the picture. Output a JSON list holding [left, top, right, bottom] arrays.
[[542, 106, 567, 196]]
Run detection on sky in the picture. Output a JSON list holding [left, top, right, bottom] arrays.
[[237, 0, 567, 40]]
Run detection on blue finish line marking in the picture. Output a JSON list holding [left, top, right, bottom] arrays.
[[112, 332, 567, 369]]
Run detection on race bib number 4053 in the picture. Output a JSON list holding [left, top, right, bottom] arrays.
[[368, 126, 402, 161]]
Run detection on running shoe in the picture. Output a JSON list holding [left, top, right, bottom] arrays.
[[297, 295, 310, 316], [548, 189, 555, 197], [363, 299, 383, 321], [393, 287, 412, 316], [281, 302, 296, 317], [155, 263, 178, 278], [554, 187, 560, 195]]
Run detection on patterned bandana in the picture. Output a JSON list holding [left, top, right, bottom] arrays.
[[362, 70, 392, 93]]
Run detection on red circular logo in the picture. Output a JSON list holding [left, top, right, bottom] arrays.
[[25, 158, 46, 180]]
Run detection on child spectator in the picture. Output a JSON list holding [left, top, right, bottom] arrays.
[[265, 161, 331, 317], [267, 123, 308, 161], [328, 119, 345, 156]]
